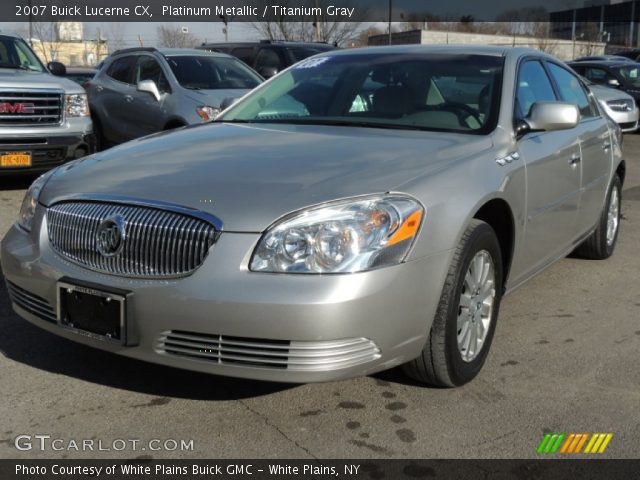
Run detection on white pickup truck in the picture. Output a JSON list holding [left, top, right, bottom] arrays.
[[0, 33, 94, 174]]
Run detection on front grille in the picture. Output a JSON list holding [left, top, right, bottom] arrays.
[[619, 121, 637, 129], [47, 202, 219, 278], [6, 281, 57, 323], [156, 330, 381, 371], [0, 90, 63, 126]]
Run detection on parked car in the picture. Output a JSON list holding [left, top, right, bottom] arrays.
[[87, 47, 263, 148], [574, 55, 633, 63], [64, 66, 97, 90], [568, 60, 640, 105], [1, 46, 624, 387], [198, 40, 337, 78], [612, 49, 640, 61], [0, 33, 94, 174], [581, 76, 639, 132]]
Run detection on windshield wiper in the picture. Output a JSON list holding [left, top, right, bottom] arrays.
[[247, 118, 433, 131]]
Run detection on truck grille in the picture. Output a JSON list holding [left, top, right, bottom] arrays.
[[0, 90, 63, 126], [156, 331, 381, 371], [47, 201, 219, 278]]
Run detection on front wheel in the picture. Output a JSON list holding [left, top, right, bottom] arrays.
[[574, 175, 622, 260], [403, 219, 503, 387]]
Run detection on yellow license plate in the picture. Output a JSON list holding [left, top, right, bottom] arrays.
[[0, 152, 32, 168]]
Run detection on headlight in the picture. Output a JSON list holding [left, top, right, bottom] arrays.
[[250, 195, 424, 274], [196, 106, 221, 122], [606, 99, 634, 112], [17, 170, 55, 231], [65, 94, 89, 117]]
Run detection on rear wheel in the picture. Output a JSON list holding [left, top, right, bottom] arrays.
[[574, 175, 622, 260], [404, 219, 503, 387]]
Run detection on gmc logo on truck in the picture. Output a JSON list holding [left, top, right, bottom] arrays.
[[0, 102, 35, 114]]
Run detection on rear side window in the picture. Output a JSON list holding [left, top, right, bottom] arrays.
[[516, 60, 557, 118], [255, 48, 285, 71], [106, 56, 136, 84], [231, 47, 255, 66], [547, 63, 597, 119]]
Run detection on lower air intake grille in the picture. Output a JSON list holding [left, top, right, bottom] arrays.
[[6, 281, 57, 323], [156, 331, 380, 371]]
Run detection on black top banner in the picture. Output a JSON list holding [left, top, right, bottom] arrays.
[[5, 0, 583, 22]]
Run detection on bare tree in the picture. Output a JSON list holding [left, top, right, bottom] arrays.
[[249, 0, 363, 45], [107, 23, 128, 51], [157, 25, 200, 48], [29, 21, 62, 63]]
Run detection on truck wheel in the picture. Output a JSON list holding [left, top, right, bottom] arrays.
[[403, 219, 503, 387], [574, 175, 622, 260]]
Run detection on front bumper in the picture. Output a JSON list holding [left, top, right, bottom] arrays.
[[602, 105, 639, 132], [0, 209, 452, 383]]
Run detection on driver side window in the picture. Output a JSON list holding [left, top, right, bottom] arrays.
[[516, 60, 557, 120]]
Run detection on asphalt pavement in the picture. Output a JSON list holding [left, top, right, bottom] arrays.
[[0, 136, 639, 460]]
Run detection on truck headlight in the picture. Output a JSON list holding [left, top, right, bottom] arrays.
[[250, 195, 424, 274], [17, 170, 55, 231], [65, 94, 89, 117]]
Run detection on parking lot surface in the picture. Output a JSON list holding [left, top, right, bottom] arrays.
[[0, 136, 639, 459]]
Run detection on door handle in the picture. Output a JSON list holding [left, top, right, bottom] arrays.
[[95, 85, 103, 92], [602, 141, 611, 151], [124, 95, 133, 103], [569, 153, 581, 167]]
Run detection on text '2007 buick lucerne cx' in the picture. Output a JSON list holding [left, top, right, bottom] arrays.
[[1, 46, 625, 387]]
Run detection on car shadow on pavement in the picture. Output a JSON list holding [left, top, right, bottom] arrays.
[[0, 175, 38, 191], [0, 277, 295, 401]]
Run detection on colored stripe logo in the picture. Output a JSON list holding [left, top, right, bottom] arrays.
[[537, 433, 613, 454]]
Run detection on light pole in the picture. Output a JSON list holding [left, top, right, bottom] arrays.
[[388, 0, 392, 45]]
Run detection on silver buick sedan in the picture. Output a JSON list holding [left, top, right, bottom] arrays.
[[1, 46, 625, 387]]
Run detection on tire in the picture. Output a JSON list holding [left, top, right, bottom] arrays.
[[403, 219, 503, 387], [574, 175, 622, 260]]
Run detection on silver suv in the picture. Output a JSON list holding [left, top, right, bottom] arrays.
[[0, 33, 94, 174], [88, 48, 262, 148]]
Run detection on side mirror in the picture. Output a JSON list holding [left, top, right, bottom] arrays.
[[219, 97, 238, 110], [607, 78, 621, 88], [137, 80, 162, 101], [47, 61, 66, 76], [522, 102, 579, 134], [258, 66, 278, 79]]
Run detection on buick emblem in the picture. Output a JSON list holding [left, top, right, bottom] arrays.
[[96, 214, 126, 257]]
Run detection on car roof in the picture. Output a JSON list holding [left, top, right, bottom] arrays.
[[200, 41, 335, 48], [568, 60, 634, 67], [111, 47, 232, 59], [317, 44, 544, 59]]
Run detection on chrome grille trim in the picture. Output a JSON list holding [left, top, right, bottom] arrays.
[[6, 281, 57, 323], [156, 331, 381, 371], [47, 201, 219, 278], [0, 89, 63, 126]]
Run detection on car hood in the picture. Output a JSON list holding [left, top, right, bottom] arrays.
[[0, 69, 83, 93], [41, 123, 492, 232], [589, 84, 635, 103]]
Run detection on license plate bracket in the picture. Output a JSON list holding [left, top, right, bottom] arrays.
[[57, 280, 127, 344]]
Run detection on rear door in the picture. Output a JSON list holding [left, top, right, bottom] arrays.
[[546, 61, 611, 236], [514, 59, 582, 276], [94, 55, 137, 144]]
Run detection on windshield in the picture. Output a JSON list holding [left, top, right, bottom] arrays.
[[218, 53, 504, 134], [616, 65, 640, 87], [0, 36, 45, 72], [166, 55, 262, 90]]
